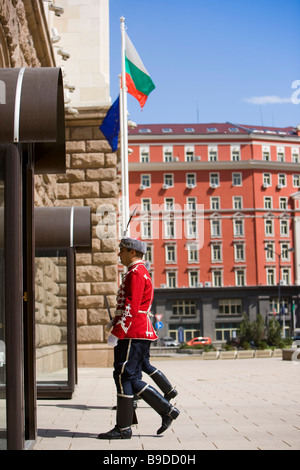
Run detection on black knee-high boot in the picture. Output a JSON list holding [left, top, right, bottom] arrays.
[[149, 369, 178, 400], [139, 385, 180, 435], [97, 396, 133, 439]]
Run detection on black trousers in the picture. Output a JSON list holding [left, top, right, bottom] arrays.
[[113, 339, 150, 397]]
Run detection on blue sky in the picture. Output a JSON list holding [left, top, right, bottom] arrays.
[[109, 0, 300, 128]]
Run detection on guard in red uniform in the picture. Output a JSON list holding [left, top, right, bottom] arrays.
[[97, 237, 179, 440]]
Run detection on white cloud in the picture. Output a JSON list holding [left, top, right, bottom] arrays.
[[243, 95, 292, 105]]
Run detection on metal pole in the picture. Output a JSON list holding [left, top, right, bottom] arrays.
[[120, 17, 130, 237]]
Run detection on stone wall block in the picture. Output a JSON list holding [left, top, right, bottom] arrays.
[[100, 180, 119, 197], [104, 264, 117, 282], [71, 153, 105, 169], [77, 325, 103, 344], [87, 309, 108, 325], [93, 252, 118, 265], [57, 169, 85, 183], [56, 183, 70, 199], [70, 181, 99, 198], [76, 265, 103, 283], [105, 153, 118, 167], [66, 141, 86, 153], [91, 282, 118, 295], [77, 295, 103, 309], [77, 309, 88, 326]]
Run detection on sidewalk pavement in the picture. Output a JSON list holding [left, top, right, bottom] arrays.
[[34, 356, 300, 451]]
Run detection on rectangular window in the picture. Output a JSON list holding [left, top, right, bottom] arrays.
[[165, 198, 174, 211], [189, 271, 199, 287], [282, 268, 290, 285], [234, 243, 245, 262], [186, 197, 196, 210], [292, 148, 299, 163], [187, 219, 197, 238], [234, 219, 244, 237], [218, 299, 242, 315], [208, 146, 218, 161], [166, 245, 176, 263], [281, 243, 291, 261], [210, 173, 220, 187], [236, 269, 246, 286], [142, 198, 151, 212], [211, 219, 221, 237], [163, 146, 173, 162], [265, 219, 274, 236], [164, 219, 175, 239], [232, 172, 242, 186], [141, 220, 152, 239], [231, 146, 241, 161], [278, 174, 286, 187], [163, 174, 174, 188], [263, 173, 271, 187], [262, 146, 271, 161], [277, 147, 285, 162], [185, 145, 195, 162], [280, 220, 289, 237], [293, 175, 300, 188], [145, 245, 153, 263], [186, 173, 196, 188], [267, 268, 276, 286], [265, 243, 275, 261], [213, 270, 223, 287], [233, 196, 243, 210], [279, 198, 288, 210], [211, 197, 220, 210], [140, 146, 150, 162], [172, 300, 196, 316], [212, 244, 222, 262], [167, 271, 176, 288], [141, 174, 151, 188], [187, 244, 199, 263], [264, 197, 273, 210]]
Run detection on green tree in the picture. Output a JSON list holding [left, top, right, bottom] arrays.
[[239, 313, 265, 348], [251, 314, 265, 346], [239, 313, 252, 346], [267, 318, 282, 346]]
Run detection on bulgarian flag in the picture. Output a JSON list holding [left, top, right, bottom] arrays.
[[125, 32, 155, 108]]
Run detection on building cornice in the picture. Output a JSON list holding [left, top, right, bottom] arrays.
[[128, 133, 300, 144], [129, 160, 300, 172]]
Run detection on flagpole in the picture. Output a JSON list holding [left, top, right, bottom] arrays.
[[119, 75, 126, 238], [120, 16, 130, 237]]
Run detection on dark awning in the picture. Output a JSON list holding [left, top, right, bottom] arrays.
[[0, 67, 65, 174], [35, 207, 91, 252]]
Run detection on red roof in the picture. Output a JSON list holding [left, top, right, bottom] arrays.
[[128, 122, 296, 136]]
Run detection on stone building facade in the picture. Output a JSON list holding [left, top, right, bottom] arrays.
[[58, 109, 119, 366], [0, 0, 119, 367]]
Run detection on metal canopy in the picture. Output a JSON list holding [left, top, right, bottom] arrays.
[[35, 207, 91, 251], [0, 67, 66, 174]]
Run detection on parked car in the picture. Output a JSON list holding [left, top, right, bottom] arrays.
[[186, 336, 212, 346], [161, 336, 179, 347]]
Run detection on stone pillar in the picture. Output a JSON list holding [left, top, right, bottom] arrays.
[[57, 107, 120, 366]]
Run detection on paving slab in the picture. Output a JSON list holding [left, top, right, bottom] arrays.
[[34, 357, 300, 451]]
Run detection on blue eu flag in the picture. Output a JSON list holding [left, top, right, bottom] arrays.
[[100, 96, 120, 152]]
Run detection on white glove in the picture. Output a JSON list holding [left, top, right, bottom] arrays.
[[105, 319, 114, 332], [107, 334, 118, 347]]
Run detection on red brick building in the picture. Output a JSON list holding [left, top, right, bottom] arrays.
[[124, 123, 300, 343]]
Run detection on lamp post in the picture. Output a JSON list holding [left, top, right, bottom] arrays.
[[264, 246, 295, 338]]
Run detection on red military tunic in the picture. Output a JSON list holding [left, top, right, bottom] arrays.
[[111, 260, 158, 341]]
